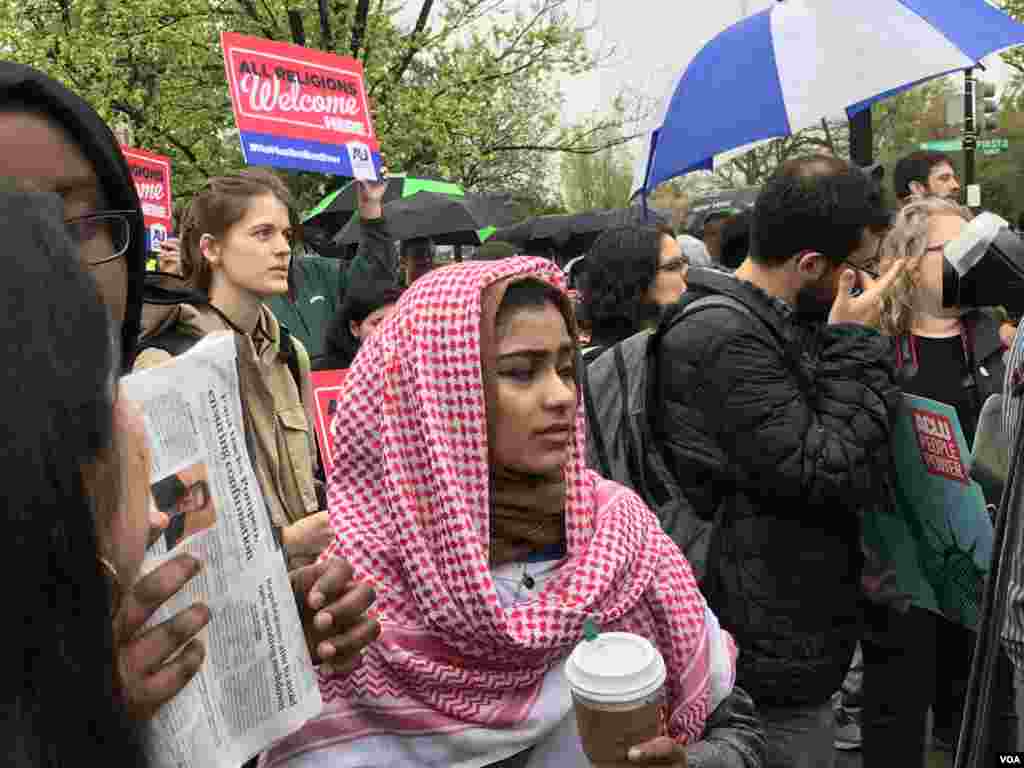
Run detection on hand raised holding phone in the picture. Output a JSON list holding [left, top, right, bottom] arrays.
[[828, 261, 906, 328], [356, 165, 388, 220]]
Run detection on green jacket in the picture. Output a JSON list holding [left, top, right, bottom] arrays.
[[344, 215, 401, 290], [265, 254, 345, 367]]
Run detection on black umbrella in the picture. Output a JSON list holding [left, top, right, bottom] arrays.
[[492, 205, 671, 263], [332, 191, 520, 247], [684, 188, 760, 236], [304, 174, 465, 234], [302, 223, 354, 260]]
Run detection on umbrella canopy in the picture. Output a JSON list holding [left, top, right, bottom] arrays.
[[684, 188, 760, 235], [301, 224, 354, 260], [303, 174, 465, 232], [637, 0, 1024, 193], [332, 191, 519, 246], [493, 205, 671, 262]]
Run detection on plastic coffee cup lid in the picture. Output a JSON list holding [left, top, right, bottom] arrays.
[[565, 632, 667, 703]]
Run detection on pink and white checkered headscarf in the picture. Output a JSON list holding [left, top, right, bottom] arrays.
[[276, 257, 720, 758]]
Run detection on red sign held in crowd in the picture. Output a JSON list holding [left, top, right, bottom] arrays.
[[122, 146, 173, 253], [911, 408, 970, 485], [220, 32, 380, 179], [310, 369, 348, 474]]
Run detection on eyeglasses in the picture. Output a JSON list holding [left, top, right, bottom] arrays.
[[65, 210, 137, 266], [657, 257, 689, 273], [842, 259, 880, 279]]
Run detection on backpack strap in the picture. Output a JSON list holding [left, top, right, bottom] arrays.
[[278, 325, 310, 406], [580, 352, 613, 478], [136, 327, 205, 359], [280, 324, 324, 497], [646, 295, 780, 435], [665, 294, 786, 356], [614, 342, 648, 489], [645, 294, 788, 521]]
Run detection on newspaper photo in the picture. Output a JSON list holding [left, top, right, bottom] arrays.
[[121, 332, 322, 768]]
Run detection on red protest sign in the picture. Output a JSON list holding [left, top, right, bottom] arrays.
[[911, 408, 970, 485], [310, 369, 348, 473], [122, 146, 173, 253], [220, 32, 380, 178]]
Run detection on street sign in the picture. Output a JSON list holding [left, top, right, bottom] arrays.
[[980, 137, 1010, 155], [920, 139, 963, 152], [918, 138, 1008, 154]]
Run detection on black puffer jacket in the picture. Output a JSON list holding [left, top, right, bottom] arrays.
[[651, 268, 901, 707]]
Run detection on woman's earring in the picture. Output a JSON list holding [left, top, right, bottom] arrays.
[[200, 234, 217, 265], [98, 555, 122, 617]]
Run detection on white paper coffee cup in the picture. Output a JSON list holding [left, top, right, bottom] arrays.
[[565, 632, 668, 764]]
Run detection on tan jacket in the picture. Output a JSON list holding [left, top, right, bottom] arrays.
[[134, 303, 319, 528]]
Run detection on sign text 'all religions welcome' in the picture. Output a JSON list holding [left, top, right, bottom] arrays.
[[221, 32, 380, 178], [121, 146, 173, 253]]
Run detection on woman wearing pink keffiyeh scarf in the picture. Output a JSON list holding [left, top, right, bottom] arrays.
[[261, 256, 741, 768]]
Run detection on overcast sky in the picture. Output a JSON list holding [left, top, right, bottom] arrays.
[[394, 1, 1015, 128], [393, 0, 1017, 183], [559, 0, 1013, 128], [559, 0, 774, 124]]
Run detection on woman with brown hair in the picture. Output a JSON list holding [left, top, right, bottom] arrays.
[[134, 168, 331, 569]]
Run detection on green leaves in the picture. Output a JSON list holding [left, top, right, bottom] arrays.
[[560, 111, 634, 213], [1, 0, 615, 211]]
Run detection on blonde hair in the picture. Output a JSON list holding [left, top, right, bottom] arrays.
[[877, 197, 969, 336]]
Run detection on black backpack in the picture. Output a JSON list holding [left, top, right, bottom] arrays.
[[581, 295, 781, 579]]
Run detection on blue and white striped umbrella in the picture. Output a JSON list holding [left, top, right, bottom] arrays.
[[636, 0, 1024, 194]]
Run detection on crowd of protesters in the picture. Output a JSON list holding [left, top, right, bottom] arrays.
[[8, 57, 1024, 768]]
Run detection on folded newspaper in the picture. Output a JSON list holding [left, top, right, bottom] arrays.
[[122, 332, 322, 768]]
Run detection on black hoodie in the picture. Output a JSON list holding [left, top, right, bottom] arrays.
[[0, 63, 146, 371]]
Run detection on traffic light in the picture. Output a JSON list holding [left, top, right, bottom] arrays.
[[979, 81, 999, 133]]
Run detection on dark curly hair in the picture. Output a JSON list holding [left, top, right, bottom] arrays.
[[720, 211, 751, 270], [578, 225, 666, 347], [752, 155, 878, 268], [320, 278, 403, 370]]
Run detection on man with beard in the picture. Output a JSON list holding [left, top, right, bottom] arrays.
[[893, 150, 961, 204], [650, 155, 904, 767]]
